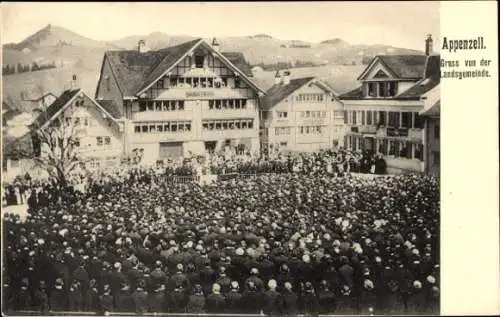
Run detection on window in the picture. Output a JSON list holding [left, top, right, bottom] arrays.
[[248, 121, 253, 129], [234, 77, 241, 88], [178, 100, 185, 110], [147, 102, 154, 111], [164, 123, 170, 132], [158, 79, 164, 89], [305, 111, 310, 118], [74, 138, 80, 147], [142, 125, 148, 133], [209, 100, 214, 110], [402, 112, 412, 128], [185, 123, 191, 131], [96, 137, 103, 146], [105, 137, 111, 145], [414, 112, 424, 129], [434, 124, 440, 139], [171, 123, 177, 132], [352, 111, 357, 125], [241, 99, 247, 108], [378, 82, 386, 97], [277, 111, 288, 119], [388, 82, 397, 96], [74, 117, 80, 125], [149, 125, 156, 133], [415, 144, 424, 161], [378, 111, 386, 126], [366, 111, 373, 125], [134, 126, 141, 133], [388, 112, 400, 128], [157, 124, 163, 132], [280, 142, 288, 147], [195, 55, 204, 68], [368, 83, 376, 97], [203, 123, 209, 130], [155, 101, 162, 111]]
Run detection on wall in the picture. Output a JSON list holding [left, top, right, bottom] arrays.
[[95, 57, 124, 112]]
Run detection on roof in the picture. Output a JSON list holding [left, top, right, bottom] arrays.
[[261, 77, 316, 109], [423, 54, 440, 79], [30, 89, 81, 128], [339, 86, 364, 99], [397, 77, 440, 98], [378, 55, 427, 79], [221, 52, 253, 77], [22, 92, 57, 102], [96, 100, 122, 119], [359, 55, 427, 80], [420, 100, 440, 117], [102, 38, 259, 97]]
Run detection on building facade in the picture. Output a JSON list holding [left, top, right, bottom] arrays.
[[421, 96, 440, 176], [30, 89, 123, 169], [95, 38, 264, 164], [340, 35, 440, 173], [259, 73, 345, 154]]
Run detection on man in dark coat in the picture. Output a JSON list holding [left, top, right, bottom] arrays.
[[84, 279, 100, 312], [168, 283, 188, 313], [11, 278, 31, 311], [49, 278, 68, 311], [317, 280, 336, 314], [68, 280, 84, 311], [225, 281, 243, 313], [186, 284, 206, 313], [335, 285, 355, 315], [300, 281, 319, 316], [32, 280, 49, 313], [132, 279, 149, 314], [115, 282, 135, 312], [241, 281, 262, 314], [98, 284, 114, 314], [205, 283, 226, 313], [262, 279, 281, 316], [148, 284, 167, 313], [279, 282, 299, 317]]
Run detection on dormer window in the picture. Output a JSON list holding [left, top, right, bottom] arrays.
[[195, 55, 204, 68], [366, 81, 397, 97]]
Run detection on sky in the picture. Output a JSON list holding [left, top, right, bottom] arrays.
[[1, 2, 440, 50]]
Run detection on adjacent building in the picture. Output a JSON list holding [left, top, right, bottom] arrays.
[[95, 38, 265, 163], [29, 88, 123, 169], [339, 34, 440, 173], [259, 71, 344, 154], [421, 96, 440, 176]]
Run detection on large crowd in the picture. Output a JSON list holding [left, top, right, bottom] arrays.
[[2, 149, 439, 316]]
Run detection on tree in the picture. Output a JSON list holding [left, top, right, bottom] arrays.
[[9, 86, 85, 188], [30, 115, 82, 187]]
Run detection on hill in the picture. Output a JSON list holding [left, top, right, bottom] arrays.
[[2, 25, 424, 112]]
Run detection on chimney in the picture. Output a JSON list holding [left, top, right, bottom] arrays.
[[212, 38, 220, 53], [425, 34, 433, 56], [138, 39, 147, 53], [70, 74, 77, 90], [274, 70, 281, 85], [282, 70, 291, 85]]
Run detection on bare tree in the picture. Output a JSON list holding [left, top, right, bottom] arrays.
[[30, 115, 82, 187]]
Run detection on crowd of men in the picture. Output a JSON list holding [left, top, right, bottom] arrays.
[[3, 153, 439, 315]]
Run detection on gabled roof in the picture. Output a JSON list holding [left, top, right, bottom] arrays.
[[261, 77, 319, 110], [137, 39, 204, 94], [358, 55, 427, 80], [96, 100, 122, 119], [30, 89, 121, 130], [339, 86, 364, 100], [101, 38, 261, 98], [420, 100, 440, 117], [30, 89, 81, 128]]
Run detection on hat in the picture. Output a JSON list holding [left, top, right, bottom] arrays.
[[114, 262, 122, 269], [413, 280, 422, 289], [212, 283, 221, 292], [284, 282, 292, 290], [268, 279, 277, 289], [364, 279, 374, 289], [426, 276, 436, 284], [250, 268, 259, 275], [236, 248, 244, 256], [177, 263, 184, 271], [231, 281, 239, 290], [302, 254, 311, 263]]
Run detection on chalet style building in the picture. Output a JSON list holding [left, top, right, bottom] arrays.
[[260, 72, 344, 153], [30, 89, 124, 169], [340, 34, 440, 173], [95, 38, 265, 163]]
